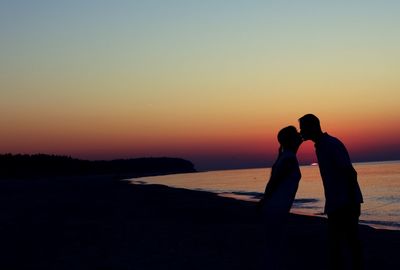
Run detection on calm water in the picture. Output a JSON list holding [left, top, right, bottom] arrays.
[[129, 160, 400, 230]]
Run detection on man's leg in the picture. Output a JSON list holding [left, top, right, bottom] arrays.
[[345, 204, 363, 270], [327, 212, 343, 270]]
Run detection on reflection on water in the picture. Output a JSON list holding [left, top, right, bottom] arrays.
[[130, 160, 400, 230]]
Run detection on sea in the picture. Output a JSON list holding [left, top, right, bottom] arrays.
[[129, 160, 400, 231]]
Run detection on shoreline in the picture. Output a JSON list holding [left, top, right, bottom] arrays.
[[131, 178, 400, 232], [131, 164, 400, 232], [0, 175, 399, 269]]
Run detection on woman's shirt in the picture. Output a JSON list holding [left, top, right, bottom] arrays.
[[263, 150, 301, 214]]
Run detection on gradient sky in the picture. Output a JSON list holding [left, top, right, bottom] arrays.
[[1, 1, 400, 170]]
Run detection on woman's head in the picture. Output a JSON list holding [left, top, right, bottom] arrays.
[[277, 126, 302, 152]]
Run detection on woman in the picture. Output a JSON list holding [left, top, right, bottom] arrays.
[[258, 125, 303, 269]]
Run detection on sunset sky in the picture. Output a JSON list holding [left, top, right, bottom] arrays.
[[1, 1, 399, 170]]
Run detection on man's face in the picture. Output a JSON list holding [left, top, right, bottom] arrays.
[[299, 122, 312, 141]]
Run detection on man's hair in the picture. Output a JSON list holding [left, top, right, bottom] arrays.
[[299, 113, 321, 128]]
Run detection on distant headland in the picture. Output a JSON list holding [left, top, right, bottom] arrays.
[[0, 154, 196, 179]]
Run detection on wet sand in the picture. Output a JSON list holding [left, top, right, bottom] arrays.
[[0, 175, 399, 269]]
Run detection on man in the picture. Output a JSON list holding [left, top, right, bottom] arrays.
[[298, 114, 363, 270]]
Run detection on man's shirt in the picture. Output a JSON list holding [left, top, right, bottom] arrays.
[[315, 133, 363, 214]]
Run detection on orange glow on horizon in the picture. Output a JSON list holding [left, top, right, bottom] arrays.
[[1, 2, 400, 169]]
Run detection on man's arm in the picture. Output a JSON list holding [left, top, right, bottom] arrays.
[[331, 141, 362, 201]]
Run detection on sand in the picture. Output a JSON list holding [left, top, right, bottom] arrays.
[[0, 175, 399, 269]]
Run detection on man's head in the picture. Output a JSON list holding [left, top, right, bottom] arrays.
[[298, 114, 323, 142]]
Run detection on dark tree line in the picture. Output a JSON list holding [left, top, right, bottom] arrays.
[[0, 154, 196, 178]]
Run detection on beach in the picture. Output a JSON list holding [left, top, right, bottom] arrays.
[[1, 175, 399, 270]]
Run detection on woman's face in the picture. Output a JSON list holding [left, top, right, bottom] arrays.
[[278, 126, 303, 150], [292, 131, 303, 148], [282, 130, 303, 150]]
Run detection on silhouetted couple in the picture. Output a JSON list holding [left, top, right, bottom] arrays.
[[258, 114, 364, 270]]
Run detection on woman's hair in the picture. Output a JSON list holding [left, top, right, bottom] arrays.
[[277, 125, 298, 154]]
